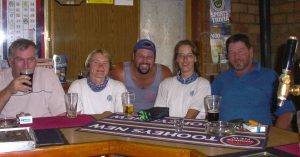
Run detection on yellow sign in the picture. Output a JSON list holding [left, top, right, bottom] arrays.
[[86, 0, 113, 4]]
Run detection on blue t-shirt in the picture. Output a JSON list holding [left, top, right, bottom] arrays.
[[212, 63, 295, 125]]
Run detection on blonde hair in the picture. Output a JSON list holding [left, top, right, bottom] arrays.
[[85, 49, 112, 71]]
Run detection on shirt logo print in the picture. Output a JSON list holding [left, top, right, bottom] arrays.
[[190, 91, 195, 96], [107, 95, 112, 102]]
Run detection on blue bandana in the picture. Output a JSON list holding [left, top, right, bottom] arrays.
[[87, 76, 109, 92], [176, 72, 198, 84]]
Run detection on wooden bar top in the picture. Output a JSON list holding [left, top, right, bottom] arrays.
[[0, 113, 298, 157]]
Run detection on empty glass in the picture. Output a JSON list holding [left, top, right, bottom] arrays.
[[173, 118, 184, 132], [65, 93, 78, 118]]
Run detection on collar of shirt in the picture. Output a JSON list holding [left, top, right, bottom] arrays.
[[176, 72, 198, 84]]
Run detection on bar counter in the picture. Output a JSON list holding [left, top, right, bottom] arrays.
[[0, 113, 298, 157]]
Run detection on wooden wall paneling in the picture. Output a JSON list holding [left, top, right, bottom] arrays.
[[191, 0, 210, 80], [48, 1, 139, 80], [186, 0, 192, 40]]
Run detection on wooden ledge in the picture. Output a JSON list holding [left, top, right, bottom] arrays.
[[0, 140, 205, 157]]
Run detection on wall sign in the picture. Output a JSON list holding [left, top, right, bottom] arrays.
[[210, 0, 231, 65], [0, 0, 44, 60]]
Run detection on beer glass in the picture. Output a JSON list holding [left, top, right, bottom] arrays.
[[20, 68, 34, 88], [204, 95, 222, 122], [65, 93, 78, 118], [121, 92, 135, 116], [173, 118, 184, 132]]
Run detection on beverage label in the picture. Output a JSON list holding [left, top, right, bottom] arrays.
[[53, 54, 67, 83]]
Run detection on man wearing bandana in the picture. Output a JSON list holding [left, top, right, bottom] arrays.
[[110, 39, 172, 113], [154, 40, 211, 119]]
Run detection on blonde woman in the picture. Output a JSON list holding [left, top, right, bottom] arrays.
[[68, 49, 126, 114]]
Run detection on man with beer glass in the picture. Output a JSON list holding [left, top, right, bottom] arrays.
[[0, 38, 66, 117], [110, 39, 172, 113]]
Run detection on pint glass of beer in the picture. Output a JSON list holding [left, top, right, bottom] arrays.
[[20, 68, 34, 88], [204, 95, 222, 122], [121, 92, 135, 116]]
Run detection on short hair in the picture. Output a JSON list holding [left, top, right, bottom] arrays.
[[85, 49, 112, 71], [225, 33, 252, 54], [173, 40, 201, 76], [8, 38, 38, 59]]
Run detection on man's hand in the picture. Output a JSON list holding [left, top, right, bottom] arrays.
[[0, 75, 32, 112], [7, 75, 32, 94]]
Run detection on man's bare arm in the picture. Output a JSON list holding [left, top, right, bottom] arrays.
[[161, 65, 172, 80], [109, 63, 125, 83], [0, 87, 13, 112]]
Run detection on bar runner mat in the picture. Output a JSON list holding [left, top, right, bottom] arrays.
[[78, 113, 268, 150], [21, 114, 95, 130]]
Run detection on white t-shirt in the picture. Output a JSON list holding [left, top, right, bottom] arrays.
[[154, 76, 211, 119], [0, 67, 66, 117], [68, 78, 126, 114]]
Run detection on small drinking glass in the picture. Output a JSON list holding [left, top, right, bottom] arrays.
[[173, 118, 184, 132], [65, 93, 78, 118]]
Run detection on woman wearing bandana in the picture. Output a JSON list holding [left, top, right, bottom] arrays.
[[68, 49, 126, 114], [154, 40, 211, 119]]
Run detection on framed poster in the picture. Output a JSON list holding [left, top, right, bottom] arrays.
[[210, 0, 231, 65], [0, 0, 44, 60]]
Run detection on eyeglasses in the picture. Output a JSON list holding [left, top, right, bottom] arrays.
[[177, 53, 194, 60], [135, 54, 154, 60]]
